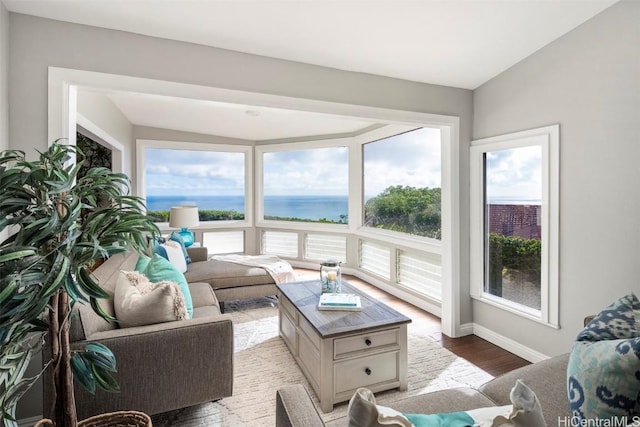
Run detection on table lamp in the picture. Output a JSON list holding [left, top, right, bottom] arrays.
[[169, 206, 200, 247]]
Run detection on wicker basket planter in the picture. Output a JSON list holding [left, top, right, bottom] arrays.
[[34, 411, 152, 427]]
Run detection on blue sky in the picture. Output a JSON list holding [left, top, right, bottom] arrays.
[[145, 149, 245, 196], [144, 128, 443, 197]]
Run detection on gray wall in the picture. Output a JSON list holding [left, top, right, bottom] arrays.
[[77, 91, 132, 147], [473, 0, 640, 356], [8, 12, 474, 419]]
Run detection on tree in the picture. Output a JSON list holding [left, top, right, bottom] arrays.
[[364, 185, 441, 238]]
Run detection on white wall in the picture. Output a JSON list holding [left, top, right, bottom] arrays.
[[472, 0, 640, 357], [76, 90, 131, 170], [8, 12, 474, 420]]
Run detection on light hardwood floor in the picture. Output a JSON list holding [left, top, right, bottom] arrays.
[[293, 268, 530, 378]]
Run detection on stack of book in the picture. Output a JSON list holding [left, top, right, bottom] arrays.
[[318, 293, 362, 311]]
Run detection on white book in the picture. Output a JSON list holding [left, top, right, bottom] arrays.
[[318, 293, 362, 311]]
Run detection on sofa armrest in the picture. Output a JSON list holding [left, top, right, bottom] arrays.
[[276, 384, 324, 427], [187, 246, 209, 262], [63, 315, 234, 419], [189, 281, 219, 308]]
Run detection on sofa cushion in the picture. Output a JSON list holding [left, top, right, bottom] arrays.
[[346, 380, 545, 427], [114, 270, 188, 327], [184, 258, 273, 289], [480, 353, 569, 426], [71, 252, 139, 341], [567, 293, 640, 424], [137, 254, 194, 318]]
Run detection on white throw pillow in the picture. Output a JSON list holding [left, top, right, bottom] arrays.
[[161, 240, 187, 273], [114, 270, 188, 328]]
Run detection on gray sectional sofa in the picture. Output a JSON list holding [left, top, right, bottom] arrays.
[[276, 353, 571, 426], [184, 246, 278, 308], [43, 244, 286, 420]]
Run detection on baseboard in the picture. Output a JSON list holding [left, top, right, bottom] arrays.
[[348, 269, 442, 318], [18, 415, 42, 427], [473, 323, 549, 363], [457, 321, 474, 337]]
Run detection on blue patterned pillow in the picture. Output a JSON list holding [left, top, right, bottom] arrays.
[[567, 293, 640, 424]]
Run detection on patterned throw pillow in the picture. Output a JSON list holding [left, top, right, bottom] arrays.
[[567, 293, 640, 424]]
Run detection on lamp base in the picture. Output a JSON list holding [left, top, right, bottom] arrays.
[[177, 227, 195, 247]]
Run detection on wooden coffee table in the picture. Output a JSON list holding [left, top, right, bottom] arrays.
[[276, 280, 411, 412]]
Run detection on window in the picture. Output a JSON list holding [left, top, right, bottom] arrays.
[[139, 142, 249, 223], [262, 147, 348, 224], [363, 128, 441, 239], [470, 125, 559, 326]]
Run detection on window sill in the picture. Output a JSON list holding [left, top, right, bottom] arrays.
[[471, 293, 560, 329]]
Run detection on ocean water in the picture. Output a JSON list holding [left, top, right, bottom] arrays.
[[146, 195, 348, 222]]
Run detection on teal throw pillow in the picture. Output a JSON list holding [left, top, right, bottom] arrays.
[[134, 254, 152, 273], [139, 254, 193, 318], [567, 293, 640, 424], [404, 412, 474, 426], [170, 232, 192, 264]]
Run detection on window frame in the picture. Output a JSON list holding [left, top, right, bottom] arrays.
[[255, 138, 351, 230], [357, 125, 443, 243], [470, 125, 559, 327], [136, 139, 253, 227]]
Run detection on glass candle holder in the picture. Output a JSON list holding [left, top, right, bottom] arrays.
[[320, 259, 342, 293]]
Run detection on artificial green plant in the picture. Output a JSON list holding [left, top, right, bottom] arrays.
[[0, 142, 159, 427]]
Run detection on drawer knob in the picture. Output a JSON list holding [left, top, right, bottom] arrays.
[[365, 338, 372, 346], [365, 367, 372, 376]]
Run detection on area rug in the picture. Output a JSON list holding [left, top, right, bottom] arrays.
[[151, 297, 493, 426]]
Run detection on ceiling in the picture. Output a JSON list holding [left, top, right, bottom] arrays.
[[3, 0, 619, 140]]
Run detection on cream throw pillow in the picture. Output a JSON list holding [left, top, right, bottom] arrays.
[[114, 270, 189, 328]]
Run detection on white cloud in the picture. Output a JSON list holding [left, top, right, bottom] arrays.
[[145, 148, 245, 195], [364, 128, 441, 197], [144, 128, 443, 198], [486, 146, 541, 202]]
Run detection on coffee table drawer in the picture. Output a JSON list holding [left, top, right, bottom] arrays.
[[334, 351, 399, 394], [334, 328, 400, 359]]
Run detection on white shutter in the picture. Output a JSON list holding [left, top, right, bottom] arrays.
[[262, 231, 298, 258], [360, 241, 390, 280], [202, 231, 244, 255], [398, 251, 441, 300], [305, 234, 347, 262]]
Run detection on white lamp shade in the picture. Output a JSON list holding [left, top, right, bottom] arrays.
[[169, 206, 200, 228]]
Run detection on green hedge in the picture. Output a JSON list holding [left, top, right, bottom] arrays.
[[488, 233, 541, 295], [147, 209, 244, 222], [147, 210, 347, 224]]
